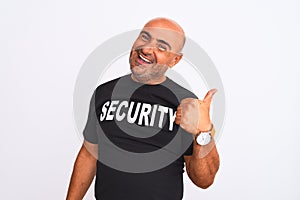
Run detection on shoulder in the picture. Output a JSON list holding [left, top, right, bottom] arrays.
[[94, 74, 130, 94], [164, 77, 198, 100]]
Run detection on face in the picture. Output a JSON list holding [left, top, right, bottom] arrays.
[[129, 26, 184, 84]]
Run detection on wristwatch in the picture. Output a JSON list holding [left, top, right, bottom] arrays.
[[196, 125, 214, 146]]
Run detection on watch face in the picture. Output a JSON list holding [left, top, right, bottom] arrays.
[[197, 132, 211, 145]]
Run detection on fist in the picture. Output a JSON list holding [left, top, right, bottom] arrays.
[[175, 89, 217, 136]]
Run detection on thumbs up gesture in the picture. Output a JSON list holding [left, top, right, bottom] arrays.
[[175, 89, 217, 136]]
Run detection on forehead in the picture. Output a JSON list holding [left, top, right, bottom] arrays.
[[140, 27, 184, 51]]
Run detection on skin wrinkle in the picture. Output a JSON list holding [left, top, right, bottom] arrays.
[[130, 18, 220, 189], [129, 18, 185, 85], [66, 17, 220, 200]]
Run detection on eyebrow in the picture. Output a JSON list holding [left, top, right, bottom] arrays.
[[140, 31, 172, 50]]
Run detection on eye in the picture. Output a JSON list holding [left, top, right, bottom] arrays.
[[158, 44, 167, 51], [140, 33, 150, 41]]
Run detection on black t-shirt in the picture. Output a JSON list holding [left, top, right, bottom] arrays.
[[83, 74, 197, 200]]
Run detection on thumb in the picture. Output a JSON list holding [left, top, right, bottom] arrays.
[[203, 88, 218, 103]]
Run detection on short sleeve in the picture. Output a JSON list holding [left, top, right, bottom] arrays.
[[83, 91, 98, 144], [183, 141, 194, 156], [180, 127, 194, 156]]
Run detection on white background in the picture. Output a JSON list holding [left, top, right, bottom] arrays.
[[1, 0, 300, 199]]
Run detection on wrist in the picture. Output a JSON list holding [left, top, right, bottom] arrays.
[[195, 124, 215, 146], [202, 123, 213, 132], [196, 122, 213, 135]]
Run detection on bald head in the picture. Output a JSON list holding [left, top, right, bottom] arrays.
[[144, 18, 185, 36], [129, 17, 185, 84], [143, 18, 186, 52]]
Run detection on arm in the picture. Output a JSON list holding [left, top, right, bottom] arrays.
[[66, 140, 98, 200], [184, 138, 220, 189], [175, 89, 220, 189]]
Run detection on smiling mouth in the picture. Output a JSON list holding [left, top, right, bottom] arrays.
[[137, 52, 154, 65]]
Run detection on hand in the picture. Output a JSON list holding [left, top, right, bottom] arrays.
[[175, 89, 217, 136]]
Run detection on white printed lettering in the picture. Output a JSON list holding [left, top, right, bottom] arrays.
[[138, 103, 152, 126], [116, 101, 128, 121], [157, 106, 168, 128], [127, 102, 141, 123], [100, 101, 110, 121], [106, 100, 119, 120], [168, 109, 176, 131]]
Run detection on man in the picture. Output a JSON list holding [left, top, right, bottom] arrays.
[[67, 17, 220, 200]]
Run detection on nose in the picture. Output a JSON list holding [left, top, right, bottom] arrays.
[[141, 46, 154, 56], [139, 38, 157, 55]]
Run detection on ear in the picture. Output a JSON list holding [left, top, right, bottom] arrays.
[[169, 53, 183, 68]]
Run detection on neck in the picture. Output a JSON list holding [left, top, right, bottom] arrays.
[[130, 74, 166, 85]]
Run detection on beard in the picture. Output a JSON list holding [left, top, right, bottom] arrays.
[[130, 63, 168, 83], [129, 50, 169, 83]]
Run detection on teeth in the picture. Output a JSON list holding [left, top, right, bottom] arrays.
[[139, 54, 152, 63]]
